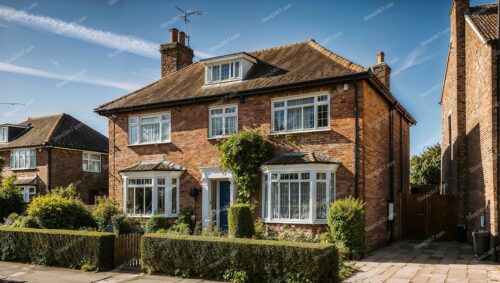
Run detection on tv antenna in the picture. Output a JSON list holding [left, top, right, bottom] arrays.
[[176, 6, 202, 46], [0, 102, 25, 106]]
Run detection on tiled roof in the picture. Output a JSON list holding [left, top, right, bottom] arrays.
[[14, 175, 39, 185], [0, 114, 108, 153], [264, 152, 340, 165], [467, 4, 498, 43], [95, 40, 368, 113], [119, 160, 186, 172]]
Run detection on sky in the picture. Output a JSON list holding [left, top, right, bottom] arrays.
[[0, 0, 494, 156]]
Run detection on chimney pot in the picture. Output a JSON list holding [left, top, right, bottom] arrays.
[[170, 28, 178, 43], [178, 31, 186, 46], [377, 51, 385, 64]]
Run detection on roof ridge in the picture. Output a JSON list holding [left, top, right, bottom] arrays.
[[249, 39, 314, 53], [27, 113, 64, 121], [306, 40, 368, 73], [45, 113, 65, 143]]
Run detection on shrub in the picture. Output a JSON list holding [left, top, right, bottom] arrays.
[[327, 196, 365, 258], [92, 197, 119, 231], [228, 204, 254, 238], [111, 214, 143, 235], [48, 184, 78, 199], [319, 232, 334, 243], [11, 215, 38, 228], [27, 194, 95, 230], [253, 218, 268, 240], [168, 223, 191, 235], [141, 234, 339, 282], [0, 227, 114, 270], [176, 207, 194, 230], [3, 213, 19, 226], [277, 229, 318, 243], [144, 215, 170, 234], [201, 224, 223, 237], [0, 176, 24, 221]]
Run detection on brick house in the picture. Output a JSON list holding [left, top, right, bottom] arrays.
[[95, 29, 415, 250], [441, 0, 500, 246], [0, 113, 109, 204]]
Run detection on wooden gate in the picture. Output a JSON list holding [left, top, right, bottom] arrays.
[[403, 187, 456, 240], [114, 233, 141, 268]]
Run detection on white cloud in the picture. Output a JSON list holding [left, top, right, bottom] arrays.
[[393, 47, 442, 76], [0, 62, 140, 91], [0, 5, 213, 59]]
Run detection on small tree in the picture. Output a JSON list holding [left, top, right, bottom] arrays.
[[219, 130, 274, 203], [0, 175, 24, 221], [410, 144, 441, 186]]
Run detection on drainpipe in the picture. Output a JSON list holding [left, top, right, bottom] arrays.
[[351, 76, 359, 199], [47, 145, 52, 191], [399, 114, 404, 240], [387, 104, 395, 244], [495, 0, 500, 261]]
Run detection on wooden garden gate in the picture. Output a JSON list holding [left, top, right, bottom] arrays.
[[114, 233, 141, 268], [403, 187, 456, 241]]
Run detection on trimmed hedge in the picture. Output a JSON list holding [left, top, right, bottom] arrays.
[[228, 204, 254, 238], [0, 227, 114, 270], [142, 234, 339, 282]]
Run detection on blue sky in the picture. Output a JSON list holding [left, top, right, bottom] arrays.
[[0, 0, 493, 156]]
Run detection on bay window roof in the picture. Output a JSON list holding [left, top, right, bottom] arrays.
[[264, 152, 340, 166], [119, 160, 185, 173]]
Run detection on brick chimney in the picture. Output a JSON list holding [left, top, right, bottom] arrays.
[[372, 51, 391, 90], [160, 28, 194, 78]]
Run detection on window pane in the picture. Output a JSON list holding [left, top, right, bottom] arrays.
[[290, 182, 300, 219], [126, 187, 134, 214], [317, 95, 328, 102], [221, 63, 230, 80], [271, 182, 279, 219], [130, 117, 139, 124], [211, 108, 223, 115], [287, 97, 314, 106], [301, 182, 310, 219], [287, 108, 302, 130], [161, 122, 170, 141], [135, 187, 144, 214], [225, 107, 236, 114], [317, 105, 329, 127], [274, 110, 285, 131], [158, 178, 165, 185], [130, 125, 138, 144], [211, 117, 223, 137], [274, 101, 284, 108], [145, 187, 153, 215], [141, 116, 160, 123], [316, 182, 327, 219], [317, 173, 327, 180], [141, 124, 160, 143], [171, 185, 177, 214], [303, 106, 315, 129], [330, 173, 335, 204], [234, 62, 240, 77], [225, 116, 237, 135], [280, 183, 289, 219], [264, 175, 268, 219], [157, 187, 165, 214], [212, 65, 220, 81]]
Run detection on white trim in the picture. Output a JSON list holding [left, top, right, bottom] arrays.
[[465, 16, 488, 45], [202, 53, 257, 64], [200, 167, 236, 229], [0, 126, 8, 143], [208, 104, 238, 138], [18, 185, 36, 202], [10, 148, 36, 170], [128, 112, 171, 146], [82, 151, 101, 173], [271, 91, 331, 134]]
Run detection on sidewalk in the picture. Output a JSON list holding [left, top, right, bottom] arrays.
[[0, 261, 221, 283]]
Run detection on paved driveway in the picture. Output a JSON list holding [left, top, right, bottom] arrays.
[[345, 241, 500, 282]]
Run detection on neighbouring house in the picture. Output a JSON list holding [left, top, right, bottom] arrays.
[[95, 28, 415, 250], [441, 0, 499, 248], [0, 113, 109, 204]]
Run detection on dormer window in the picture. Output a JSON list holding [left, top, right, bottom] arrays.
[[202, 52, 257, 85], [0, 127, 6, 143]]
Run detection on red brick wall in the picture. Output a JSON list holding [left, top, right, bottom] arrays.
[[0, 148, 49, 195]]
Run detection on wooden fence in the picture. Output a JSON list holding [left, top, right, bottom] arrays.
[[114, 233, 141, 268]]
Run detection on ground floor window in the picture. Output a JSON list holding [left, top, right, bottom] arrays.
[[123, 175, 180, 217], [18, 186, 36, 202], [262, 167, 336, 224]]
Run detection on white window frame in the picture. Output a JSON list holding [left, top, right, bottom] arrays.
[[83, 152, 101, 173], [208, 105, 238, 138], [0, 127, 7, 143], [271, 92, 331, 134], [10, 148, 36, 170], [261, 163, 338, 224], [18, 185, 36, 202], [128, 112, 171, 145], [121, 172, 181, 217], [206, 61, 242, 84]]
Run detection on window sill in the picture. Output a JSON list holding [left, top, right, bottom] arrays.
[[83, 170, 101, 174], [126, 214, 178, 218], [10, 167, 37, 171], [263, 219, 327, 225], [269, 128, 331, 136], [127, 141, 172, 147], [207, 136, 230, 140]]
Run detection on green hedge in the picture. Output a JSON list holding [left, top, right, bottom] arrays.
[[228, 204, 254, 238], [142, 234, 339, 282], [0, 227, 114, 270]]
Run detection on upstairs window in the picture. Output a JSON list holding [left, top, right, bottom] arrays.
[[10, 148, 36, 170], [209, 105, 238, 138], [129, 113, 171, 145], [0, 127, 6, 143], [83, 152, 101, 173], [272, 93, 330, 133], [207, 61, 241, 83]]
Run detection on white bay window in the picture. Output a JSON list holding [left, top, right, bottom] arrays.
[[209, 105, 238, 138], [129, 113, 171, 145], [10, 148, 36, 169], [206, 61, 241, 83], [272, 93, 330, 133]]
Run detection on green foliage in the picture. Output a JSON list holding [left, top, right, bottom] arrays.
[[0, 176, 24, 221], [3, 213, 19, 226], [253, 218, 268, 239], [327, 196, 365, 258], [201, 224, 223, 237], [92, 197, 119, 231], [81, 263, 96, 272], [219, 130, 274, 203], [319, 232, 334, 243], [0, 227, 114, 270], [27, 193, 95, 230], [11, 215, 38, 228], [228, 204, 254, 238], [144, 215, 170, 233], [176, 207, 194, 230], [141, 234, 339, 283], [223, 269, 249, 283], [48, 184, 78, 199], [410, 143, 441, 186], [111, 214, 143, 235], [168, 223, 191, 235], [277, 229, 319, 243]]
